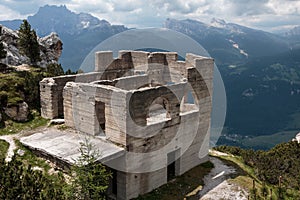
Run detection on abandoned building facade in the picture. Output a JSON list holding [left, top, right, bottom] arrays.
[[38, 50, 214, 199]]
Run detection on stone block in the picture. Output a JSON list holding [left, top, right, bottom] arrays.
[[95, 51, 113, 72]]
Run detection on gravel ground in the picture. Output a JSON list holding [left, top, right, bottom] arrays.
[[0, 126, 46, 162], [199, 156, 248, 200], [200, 179, 248, 200], [0, 134, 20, 162]]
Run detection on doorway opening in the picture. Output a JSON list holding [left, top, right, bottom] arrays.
[[95, 100, 105, 135], [167, 149, 180, 181]]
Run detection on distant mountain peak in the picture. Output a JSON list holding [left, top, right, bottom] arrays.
[[0, 4, 128, 70], [210, 18, 227, 28], [25, 4, 105, 36], [164, 18, 289, 64], [39, 4, 68, 10], [35, 4, 71, 16], [164, 18, 208, 30], [285, 25, 300, 37]]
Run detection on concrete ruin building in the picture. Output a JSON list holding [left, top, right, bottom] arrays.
[[21, 50, 214, 199]]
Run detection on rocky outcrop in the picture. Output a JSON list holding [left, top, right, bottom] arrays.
[[4, 102, 29, 122], [38, 32, 63, 67], [293, 132, 300, 143], [0, 25, 62, 67]]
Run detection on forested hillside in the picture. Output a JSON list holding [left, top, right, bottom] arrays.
[[214, 142, 300, 199]]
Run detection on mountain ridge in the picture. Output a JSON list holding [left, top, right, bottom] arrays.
[[0, 5, 128, 70], [1, 5, 295, 70], [164, 18, 290, 66]]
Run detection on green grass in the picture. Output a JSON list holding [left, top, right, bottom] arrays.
[[134, 161, 213, 200], [14, 139, 51, 172], [57, 124, 70, 131], [0, 115, 48, 136], [213, 154, 258, 182], [229, 175, 253, 190], [228, 176, 280, 200], [1, 137, 53, 177], [0, 73, 26, 106], [210, 151, 293, 200], [7, 139, 69, 196], [0, 139, 9, 160]]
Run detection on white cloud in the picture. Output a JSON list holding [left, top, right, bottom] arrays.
[[0, 0, 299, 31], [0, 5, 27, 20], [268, 0, 300, 15], [67, 0, 113, 13]]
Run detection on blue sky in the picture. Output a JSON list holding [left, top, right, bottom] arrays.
[[0, 0, 300, 32]]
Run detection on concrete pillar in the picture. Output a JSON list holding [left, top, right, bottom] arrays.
[[95, 51, 113, 72], [40, 78, 58, 119]]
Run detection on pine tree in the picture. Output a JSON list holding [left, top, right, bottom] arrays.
[[18, 20, 40, 65], [67, 137, 112, 200], [0, 26, 7, 71], [0, 42, 7, 72], [46, 63, 65, 76], [0, 42, 6, 60], [0, 26, 7, 61]]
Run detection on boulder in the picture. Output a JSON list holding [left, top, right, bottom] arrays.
[[294, 132, 300, 143], [4, 101, 29, 122]]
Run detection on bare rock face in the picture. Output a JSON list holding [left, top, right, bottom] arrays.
[[0, 25, 28, 65], [38, 32, 63, 67], [4, 102, 29, 122], [0, 25, 62, 67]]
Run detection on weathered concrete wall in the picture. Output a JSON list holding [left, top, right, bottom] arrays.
[[40, 76, 75, 119], [114, 75, 149, 90], [63, 82, 99, 135], [95, 51, 113, 72], [96, 51, 135, 80], [63, 82, 129, 145], [40, 50, 214, 200], [41, 72, 116, 119], [108, 164, 169, 200], [178, 54, 213, 174], [120, 53, 213, 199], [40, 51, 193, 119], [92, 74, 150, 90], [122, 168, 167, 200], [125, 83, 186, 155], [178, 109, 210, 174], [101, 88, 128, 146]]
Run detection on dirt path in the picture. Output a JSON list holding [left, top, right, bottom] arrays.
[[0, 134, 20, 162], [198, 156, 248, 200], [0, 126, 47, 162]]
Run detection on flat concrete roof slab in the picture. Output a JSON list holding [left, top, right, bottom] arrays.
[[20, 128, 124, 165]]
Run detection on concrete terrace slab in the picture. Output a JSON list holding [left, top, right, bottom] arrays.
[[20, 128, 124, 166]]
